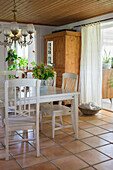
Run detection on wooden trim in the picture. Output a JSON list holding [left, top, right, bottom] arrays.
[[44, 31, 81, 39]]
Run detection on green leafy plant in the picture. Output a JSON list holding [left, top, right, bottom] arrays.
[[32, 63, 55, 80], [103, 49, 111, 63], [31, 61, 36, 67], [5, 49, 20, 79], [6, 49, 20, 71], [18, 57, 28, 69], [6, 49, 18, 62]]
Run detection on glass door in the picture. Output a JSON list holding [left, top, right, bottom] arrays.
[[47, 41, 53, 66]]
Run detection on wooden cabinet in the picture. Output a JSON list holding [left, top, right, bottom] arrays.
[[44, 31, 81, 87], [102, 69, 113, 99]]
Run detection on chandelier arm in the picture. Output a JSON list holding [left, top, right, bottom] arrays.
[[27, 39, 33, 45]]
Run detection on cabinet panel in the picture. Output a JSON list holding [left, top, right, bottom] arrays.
[[102, 69, 113, 99], [55, 68, 64, 88], [65, 35, 81, 75], [54, 37, 65, 69], [56, 76, 62, 88]]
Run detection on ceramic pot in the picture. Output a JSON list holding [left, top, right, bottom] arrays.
[[103, 62, 111, 69]]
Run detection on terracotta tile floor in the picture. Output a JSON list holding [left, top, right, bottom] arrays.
[[1, 110, 113, 169]]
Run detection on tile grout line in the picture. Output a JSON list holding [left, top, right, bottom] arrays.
[[40, 132, 92, 167], [16, 130, 60, 170]]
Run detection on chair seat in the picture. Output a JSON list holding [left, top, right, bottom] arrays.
[[41, 103, 72, 116], [8, 117, 36, 131], [8, 117, 36, 124]]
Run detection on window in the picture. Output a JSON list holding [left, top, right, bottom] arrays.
[[8, 31, 36, 68], [102, 24, 113, 60]]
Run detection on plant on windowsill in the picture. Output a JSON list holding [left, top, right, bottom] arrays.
[[5, 49, 21, 79], [18, 57, 28, 71], [103, 49, 111, 69], [32, 63, 55, 90], [6, 49, 20, 70], [31, 61, 36, 67]]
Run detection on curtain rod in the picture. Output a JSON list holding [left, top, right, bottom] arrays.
[[73, 16, 113, 28]]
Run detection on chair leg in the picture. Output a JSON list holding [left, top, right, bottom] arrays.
[[1, 108, 5, 127], [52, 113, 55, 138], [33, 129, 36, 144], [71, 114, 74, 131], [59, 115, 63, 124], [5, 127, 9, 160], [40, 112, 43, 131], [36, 125, 40, 157]]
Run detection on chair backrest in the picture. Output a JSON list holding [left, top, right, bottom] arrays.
[[0, 70, 23, 78], [5, 79, 40, 121], [0, 70, 23, 88], [47, 72, 56, 87], [62, 73, 78, 91]]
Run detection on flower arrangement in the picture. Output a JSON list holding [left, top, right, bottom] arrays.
[[32, 63, 55, 80]]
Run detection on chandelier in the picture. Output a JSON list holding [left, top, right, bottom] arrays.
[[0, 0, 35, 48]]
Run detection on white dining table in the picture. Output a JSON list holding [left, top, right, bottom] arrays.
[[0, 86, 79, 139]]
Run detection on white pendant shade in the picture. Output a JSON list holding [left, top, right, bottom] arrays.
[[4, 27, 11, 36], [27, 24, 35, 33], [21, 27, 28, 36], [11, 22, 19, 32]]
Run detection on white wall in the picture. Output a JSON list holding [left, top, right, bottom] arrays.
[[35, 25, 56, 64]]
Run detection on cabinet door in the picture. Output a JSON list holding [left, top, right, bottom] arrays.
[[53, 37, 65, 69], [65, 35, 81, 75]]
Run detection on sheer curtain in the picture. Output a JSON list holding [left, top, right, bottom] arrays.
[[80, 23, 102, 106]]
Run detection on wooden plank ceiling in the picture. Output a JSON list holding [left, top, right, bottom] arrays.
[[1, 0, 113, 26]]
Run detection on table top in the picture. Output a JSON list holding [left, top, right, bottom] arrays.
[[0, 86, 79, 104]]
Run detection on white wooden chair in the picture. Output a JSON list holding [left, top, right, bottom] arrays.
[[5, 79, 40, 160], [40, 73, 59, 128], [0, 70, 23, 127], [40, 73, 78, 138], [0, 70, 23, 79]]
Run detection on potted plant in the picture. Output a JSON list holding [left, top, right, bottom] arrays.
[[6, 49, 18, 65], [5, 49, 21, 79], [103, 49, 111, 69], [32, 63, 55, 90], [18, 57, 28, 71], [5, 49, 20, 70]]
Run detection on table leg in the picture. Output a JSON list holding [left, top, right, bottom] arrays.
[[72, 94, 78, 139], [1, 107, 5, 127]]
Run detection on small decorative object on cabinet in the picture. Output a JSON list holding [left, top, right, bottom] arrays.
[[44, 31, 81, 87]]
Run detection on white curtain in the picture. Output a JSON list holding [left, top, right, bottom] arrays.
[[80, 23, 102, 106]]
